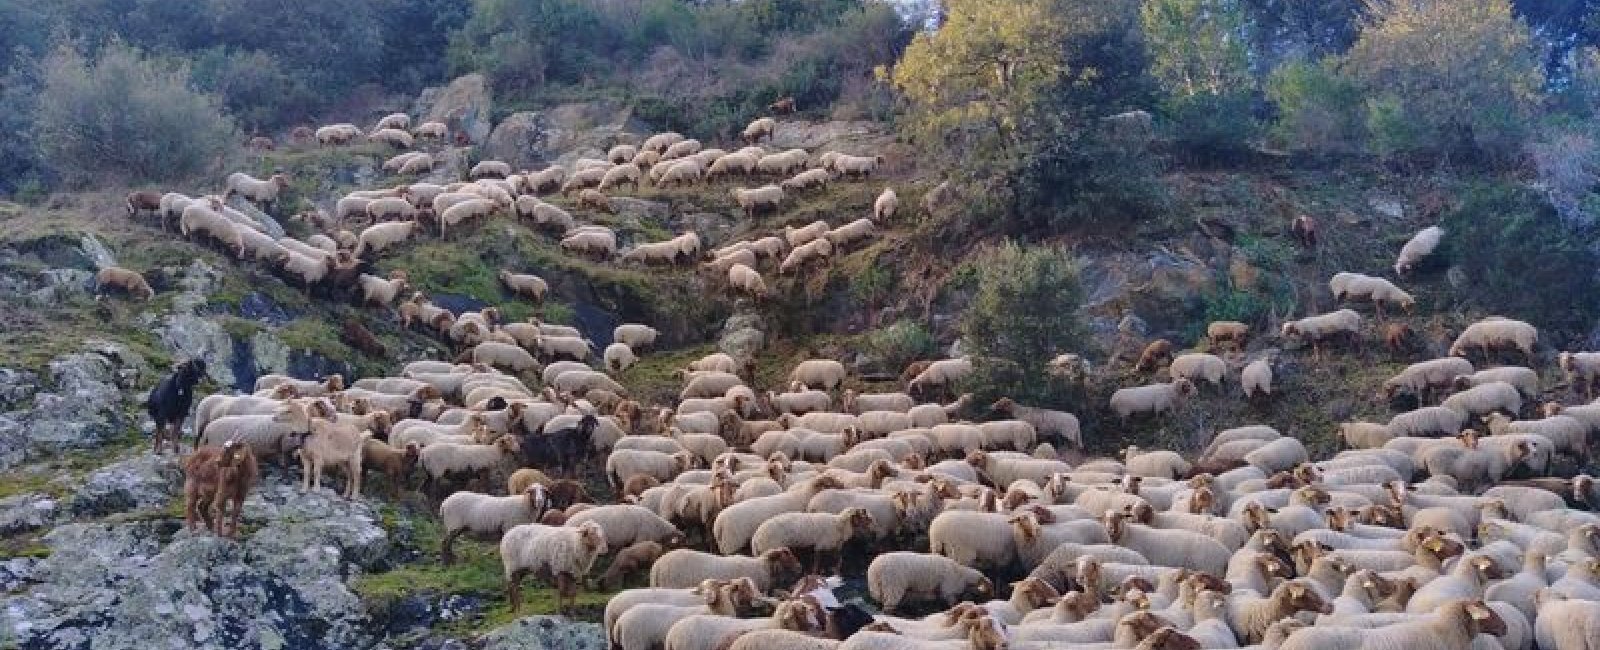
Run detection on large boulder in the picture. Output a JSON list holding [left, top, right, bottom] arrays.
[[480, 616, 606, 650], [482, 102, 653, 171], [417, 74, 494, 145], [0, 484, 388, 650], [0, 342, 139, 471], [66, 454, 183, 519]]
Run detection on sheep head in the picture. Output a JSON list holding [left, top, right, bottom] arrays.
[[1459, 600, 1507, 637], [763, 547, 803, 580], [1283, 581, 1331, 614]]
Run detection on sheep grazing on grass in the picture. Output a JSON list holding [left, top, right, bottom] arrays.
[[1281, 309, 1363, 360], [357, 271, 408, 308], [369, 128, 414, 148], [95, 266, 154, 300], [469, 160, 512, 180], [1207, 321, 1249, 351], [1169, 353, 1227, 388], [438, 485, 550, 564], [1136, 339, 1174, 372], [790, 359, 847, 391], [1331, 273, 1415, 318], [1394, 225, 1444, 277], [500, 521, 608, 613], [601, 540, 666, 591], [1242, 357, 1274, 401], [353, 221, 416, 258], [225, 172, 289, 206], [414, 121, 448, 140], [125, 191, 162, 219], [1560, 351, 1600, 399], [907, 357, 973, 399], [770, 96, 796, 114], [499, 270, 548, 302], [149, 358, 207, 454], [1110, 379, 1196, 421], [732, 185, 785, 218], [1449, 318, 1538, 366], [182, 441, 258, 538], [315, 123, 362, 146], [742, 117, 777, 144]]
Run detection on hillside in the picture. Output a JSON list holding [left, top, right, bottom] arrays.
[[5, 1, 1600, 648]]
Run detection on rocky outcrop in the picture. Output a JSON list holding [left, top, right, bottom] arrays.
[[0, 483, 389, 650], [67, 453, 184, 519], [719, 313, 766, 362], [417, 74, 494, 145], [0, 341, 141, 471], [483, 102, 652, 172], [479, 616, 606, 650]]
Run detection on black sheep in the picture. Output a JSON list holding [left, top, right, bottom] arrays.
[[149, 358, 207, 454], [520, 414, 598, 477]]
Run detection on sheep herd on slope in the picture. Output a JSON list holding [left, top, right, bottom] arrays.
[[105, 106, 1600, 650]]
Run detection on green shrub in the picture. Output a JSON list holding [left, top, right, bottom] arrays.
[[861, 321, 937, 373], [33, 41, 235, 185], [960, 243, 1090, 405], [1439, 182, 1600, 340], [1265, 57, 1364, 156]]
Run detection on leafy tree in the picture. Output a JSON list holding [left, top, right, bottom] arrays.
[[1142, 0, 1257, 160], [1265, 57, 1363, 155], [33, 41, 234, 184], [1342, 0, 1544, 166], [1239, 0, 1362, 65], [959, 243, 1090, 405], [886, 0, 1069, 157]]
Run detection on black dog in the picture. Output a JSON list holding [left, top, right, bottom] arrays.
[[149, 358, 207, 454], [520, 414, 598, 477]]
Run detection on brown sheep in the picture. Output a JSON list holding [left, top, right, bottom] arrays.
[[899, 360, 935, 385], [622, 473, 662, 499], [290, 126, 314, 143], [548, 478, 592, 510], [95, 266, 155, 300], [600, 540, 666, 590], [1135, 339, 1174, 372], [182, 441, 258, 538], [769, 97, 796, 114], [1383, 322, 1417, 355], [577, 189, 612, 213], [248, 136, 275, 151], [361, 439, 418, 496], [540, 509, 568, 526], [125, 191, 162, 218], [340, 320, 387, 357], [1206, 322, 1249, 352], [1290, 215, 1317, 248]]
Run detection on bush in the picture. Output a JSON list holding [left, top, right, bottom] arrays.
[[959, 243, 1091, 404], [1439, 182, 1600, 340], [33, 41, 235, 185], [1162, 91, 1258, 164], [1265, 57, 1364, 156], [861, 320, 937, 373]]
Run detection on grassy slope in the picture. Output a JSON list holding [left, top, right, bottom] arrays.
[[0, 135, 1573, 636]]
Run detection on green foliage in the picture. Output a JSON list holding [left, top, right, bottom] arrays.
[[32, 41, 235, 185], [1341, 0, 1545, 166], [959, 243, 1090, 403], [190, 49, 318, 134], [1142, 0, 1256, 161], [1265, 57, 1364, 155], [1439, 182, 1600, 339], [861, 320, 937, 373]]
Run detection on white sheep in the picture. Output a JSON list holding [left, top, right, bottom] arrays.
[[778, 237, 833, 274], [1384, 357, 1475, 402], [225, 172, 289, 205], [866, 551, 994, 613], [438, 485, 550, 563], [824, 218, 876, 249], [789, 359, 846, 390], [1169, 353, 1227, 387], [1109, 379, 1196, 420], [606, 449, 695, 490], [1561, 352, 1600, 399], [929, 510, 1017, 570], [500, 521, 608, 612], [731, 185, 785, 218], [1449, 317, 1537, 364], [908, 357, 974, 397], [1242, 357, 1273, 400], [1386, 406, 1467, 438], [471, 341, 540, 373], [600, 163, 643, 191], [565, 504, 683, 549], [419, 437, 521, 490], [605, 343, 638, 373], [1394, 225, 1445, 277], [728, 264, 769, 298], [1338, 422, 1395, 449], [368, 128, 414, 148], [831, 153, 884, 178], [784, 220, 831, 247], [750, 508, 874, 570], [1281, 309, 1363, 359], [874, 188, 899, 222], [299, 419, 369, 498], [560, 228, 617, 258], [499, 271, 548, 302], [779, 168, 832, 192], [1439, 381, 1521, 418], [648, 548, 801, 593]]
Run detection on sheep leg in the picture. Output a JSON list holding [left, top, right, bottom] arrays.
[[224, 493, 244, 538], [556, 572, 578, 613], [349, 460, 362, 499], [506, 567, 528, 613], [440, 527, 464, 565]]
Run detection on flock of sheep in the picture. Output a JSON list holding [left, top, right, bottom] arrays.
[[108, 104, 1600, 650]]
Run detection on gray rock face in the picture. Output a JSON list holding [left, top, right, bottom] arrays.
[[0, 484, 389, 650], [768, 119, 895, 153], [479, 616, 606, 650], [67, 454, 183, 518], [418, 74, 494, 145], [0, 343, 137, 471], [78, 232, 118, 269], [0, 368, 39, 409], [223, 197, 287, 239], [0, 493, 59, 536], [482, 102, 651, 173]]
